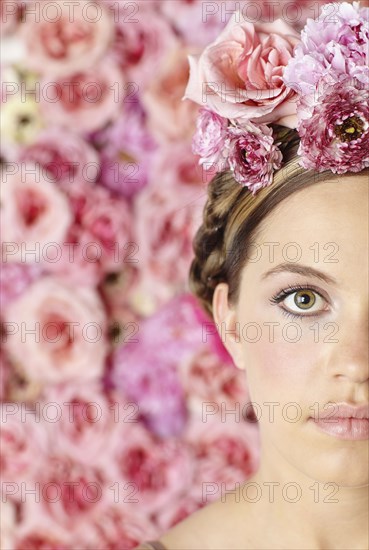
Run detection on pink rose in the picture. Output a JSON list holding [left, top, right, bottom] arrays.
[[184, 11, 300, 128], [180, 347, 251, 418], [131, 144, 209, 313], [0, 402, 50, 494], [19, 127, 100, 188], [41, 383, 124, 465], [21, 0, 113, 76], [46, 180, 132, 284], [0, 163, 72, 264], [40, 59, 125, 133], [142, 47, 201, 143], [107, 421, 194, 516], [108, 1, 178, 89], [2, 276, 108, 384], [21, 455, 110, 529], [184, 413, 260, 503]]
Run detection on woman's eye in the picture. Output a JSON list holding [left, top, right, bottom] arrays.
[[282, 289, 326, 316], [271, 288, 327, 317]]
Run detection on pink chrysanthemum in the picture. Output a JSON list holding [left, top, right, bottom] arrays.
[[297, 76, 369, 173], [227, 122, 283, 194], [192, 108, 229, 171]]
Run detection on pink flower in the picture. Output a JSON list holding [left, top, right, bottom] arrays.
[[2, 276, 108, 384], [72, 503, 159, 549], [155, 487, 204, 531], [184, 413, 260, 502], [142, 46, 201, 143], [184, 11, 300, 128], [19, 127, 100, 188], [108, 0, 178, 89], [41, 383, 124, 465], [160, 0, 228, 47], [227, 121, 283, 193], [20, 0, 113, 76], [107, 421, 194, 516], [132, 158, 208, 312], [0, 163, 72, 264], [192, 108, 229, 171], [94, 100, 157, 199], [180, 347, 251, 419], [111, 294, 212, 437], [40, 59, 125, 133], [22, 455, 110, 529], [283, 1, 369, 96], [0, 0, 23, 36], [297, 75, 369, 173], [0, 402, 50, 493], [0, 261, 42, 307]]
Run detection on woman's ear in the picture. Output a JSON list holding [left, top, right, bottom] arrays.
[[212, 283, 245, 370]]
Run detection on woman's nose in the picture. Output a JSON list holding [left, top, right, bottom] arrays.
[[325, 309, 368, 384]]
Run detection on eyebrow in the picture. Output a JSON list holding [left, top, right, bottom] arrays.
[[261, 263, 337, 285]]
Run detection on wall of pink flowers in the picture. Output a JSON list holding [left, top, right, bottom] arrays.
[[0, 0, 355, 547]]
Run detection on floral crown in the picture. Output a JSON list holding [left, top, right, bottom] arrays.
[[184, 1, 369, 195]]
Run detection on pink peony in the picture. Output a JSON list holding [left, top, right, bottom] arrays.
[[40, 59, 125, 133], [2, 276, 108, 384], [19, 127, 100, 188], [155, 487, 204, 531], [93, 100, 157, 199], [283, 1, 369, 96], [20, 0, 113, 76], [192, 108, 230, 171], [0, 163, 72, 264], [184, 11, 300, 128], [297, 75, 369, 173], [227, 121, 283, 193]]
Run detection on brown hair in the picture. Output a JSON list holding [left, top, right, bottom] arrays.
[[189, 142, 369, 318]]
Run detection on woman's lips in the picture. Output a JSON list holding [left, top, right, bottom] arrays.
[[310, 403, 369, 440]]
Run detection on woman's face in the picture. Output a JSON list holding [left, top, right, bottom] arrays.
[[213, 173, 368, 487]]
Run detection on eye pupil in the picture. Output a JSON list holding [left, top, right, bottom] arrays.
[[294, 290, 316, 310]]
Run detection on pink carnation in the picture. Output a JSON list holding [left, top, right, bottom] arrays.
[[0, 262, 43, 307], [297, 75, 369, 173], [192, 108, 229, 171], [227, 121, 283, 193]]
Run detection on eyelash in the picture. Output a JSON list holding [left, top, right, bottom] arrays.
[[269, 283, 329, 320]]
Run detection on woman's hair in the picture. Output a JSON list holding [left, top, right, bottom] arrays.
[[189, 138, 368, 318]]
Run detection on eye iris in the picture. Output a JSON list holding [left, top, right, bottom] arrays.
[[294, 290, 316, 310]]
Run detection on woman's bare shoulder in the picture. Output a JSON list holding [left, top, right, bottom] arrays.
[[158, 491, 257, 550]]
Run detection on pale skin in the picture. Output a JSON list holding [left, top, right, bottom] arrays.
[[159, 173, 369, 550]]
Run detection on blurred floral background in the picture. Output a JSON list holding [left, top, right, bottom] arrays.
[[0, 0, 358, 547]]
